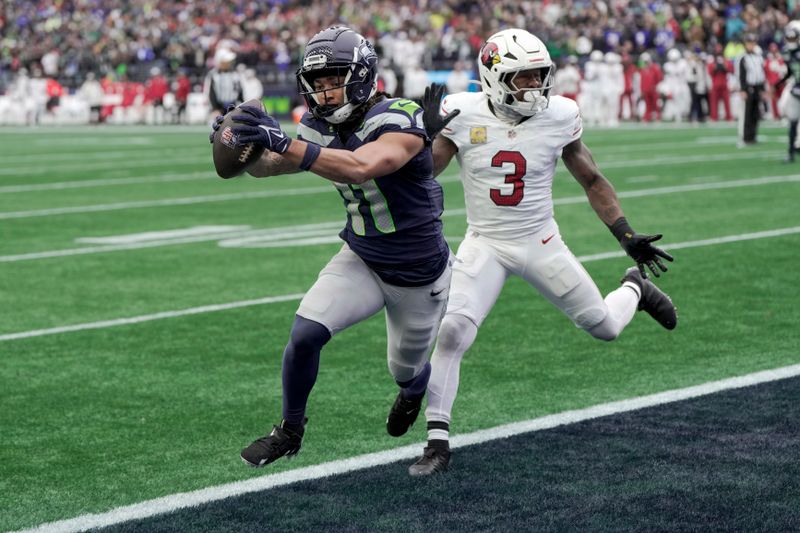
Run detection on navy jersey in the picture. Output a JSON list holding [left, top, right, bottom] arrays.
[[297, 98, 449, 286]]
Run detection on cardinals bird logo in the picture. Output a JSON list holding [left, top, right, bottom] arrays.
[[480, 42, 500, 69]]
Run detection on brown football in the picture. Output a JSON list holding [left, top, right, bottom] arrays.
[[212, 99, 267, 179]]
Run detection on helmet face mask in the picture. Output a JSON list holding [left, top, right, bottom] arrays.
[[297, 26, 378, 124], [478, 29, 555, 117]]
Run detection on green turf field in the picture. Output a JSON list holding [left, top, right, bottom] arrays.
[[1, 122, 798, 531]]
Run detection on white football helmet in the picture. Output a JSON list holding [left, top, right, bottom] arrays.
[[477, 29, 555, 117], [786, 20, 800, 51], [667, 48, 681, 62]]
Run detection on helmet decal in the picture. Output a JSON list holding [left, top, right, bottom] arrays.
[[480, 42, 501, 69]]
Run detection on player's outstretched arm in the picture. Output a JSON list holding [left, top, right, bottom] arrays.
[[282, 132, 424, 184], [231, 104, 424, 184], [562, 139, 673, 278], [247, 151, 300, 178]]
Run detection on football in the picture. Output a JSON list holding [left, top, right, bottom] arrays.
[[212, 99, 267, 179]]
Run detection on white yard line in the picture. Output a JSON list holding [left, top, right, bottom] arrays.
[[1, 146, 792, 215], [0, 186, 334, 220], [1, 174, 797, 256], [3, 225, 799, 342], [15, 362, 800, 533], [0, 156, 206, 176], [0, 172, 212, 193], [0, 294, 305, 342]]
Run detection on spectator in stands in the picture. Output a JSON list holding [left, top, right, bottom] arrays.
[[78, 72, 105, 124], [446, 61, 471, 94], [638, 52, 663, 122], [145, 67, 170, 124], [241, 68, 264, 102], [377, 58, 398, 95], [172, 70, 192, 124], [403, 63, 430, 100], [580, 50, 606, 126], [619, 52, 638, 120], [603, 52, 625, 127], [554, 55, 581, 102], [708, 44, 734, 121], [764, 42, 788, 120], [686, 51, 711, 123], [662, 48, 690, 122]]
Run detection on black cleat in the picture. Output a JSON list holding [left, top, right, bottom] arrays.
[[408, 441, 451, 476], [622, 267, 678, 330], [241, 418, 307, 467], [386, 392, 423, 437]]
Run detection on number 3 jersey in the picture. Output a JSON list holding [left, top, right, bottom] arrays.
[[297, 97, 449, 286], [440, 93, 583, 240]]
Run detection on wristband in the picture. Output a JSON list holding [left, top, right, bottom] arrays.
[[299, 142, 321, 171], [608, 217, 634, 241]]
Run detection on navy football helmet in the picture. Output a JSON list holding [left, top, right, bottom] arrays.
[[297, 26, 378, 124]]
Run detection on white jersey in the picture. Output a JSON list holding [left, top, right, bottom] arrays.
[[440, 92, 582, 239]]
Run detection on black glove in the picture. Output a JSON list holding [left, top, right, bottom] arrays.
[[609, 217, 673, 278], [421, 83, 461, 139], [232, 106, 292, 154]]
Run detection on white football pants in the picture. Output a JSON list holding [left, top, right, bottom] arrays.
[[297, 243, 451, 383], [425, 219, 639, 426]]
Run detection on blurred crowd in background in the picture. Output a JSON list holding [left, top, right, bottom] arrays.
[[0, 0, 797, 125]]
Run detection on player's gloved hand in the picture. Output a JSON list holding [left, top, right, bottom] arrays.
[[609, 217, 673, 278], [208, 114, 225, 143], [421, 83, 460, 139], [232, 106, 292, 153], [208, 104, 236, 143]]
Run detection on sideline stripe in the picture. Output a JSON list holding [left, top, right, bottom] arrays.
[[16, 363, 800, 533], [3, 225, 799, 342]]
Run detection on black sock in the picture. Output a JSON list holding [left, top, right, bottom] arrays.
[[282, 316, 331, 425]]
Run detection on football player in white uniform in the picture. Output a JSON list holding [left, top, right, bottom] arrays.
[[407, 29, 677, 476]]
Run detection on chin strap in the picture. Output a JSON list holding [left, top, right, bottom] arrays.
[[489, 100, 525, 124]]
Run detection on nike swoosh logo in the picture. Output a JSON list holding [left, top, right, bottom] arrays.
[[430, 288, 445, 297], [541, 234, 555, 245]]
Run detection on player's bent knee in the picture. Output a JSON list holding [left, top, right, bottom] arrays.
[[585, 314, 621, 342], [432, 313, 479, 362], [287, 315, 331, 358], [575, 307, 618, 341]]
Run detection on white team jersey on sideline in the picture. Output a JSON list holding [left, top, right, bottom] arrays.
[[440, 92, 582, 240]]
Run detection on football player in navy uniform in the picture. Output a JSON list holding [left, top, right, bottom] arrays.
[[221, 26, 452, 467], [778, 21, 800, 163]]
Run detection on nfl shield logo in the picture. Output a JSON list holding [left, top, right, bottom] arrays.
[[508, 130, 517, 139], [221, 126, 237, 149]]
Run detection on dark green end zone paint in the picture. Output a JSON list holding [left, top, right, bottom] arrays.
[[104, 376, 800, 532]]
